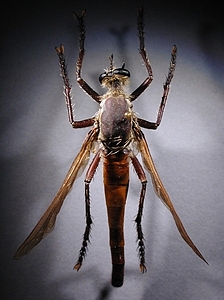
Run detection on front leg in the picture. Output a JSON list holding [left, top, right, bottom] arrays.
[[131, 6, 153, 101], [74, 10, 101, 103]]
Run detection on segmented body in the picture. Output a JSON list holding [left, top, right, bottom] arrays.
[[14, 7, 207, 289], [103, 152, 129, 286]]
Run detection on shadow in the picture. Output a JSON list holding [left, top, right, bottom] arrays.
[[45, 267, 113, 300], [96, 283, 112, 300], [109, 26, 131, 68], [198, 18, 224, 88]]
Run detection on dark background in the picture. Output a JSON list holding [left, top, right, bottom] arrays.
[[1, 0, 224, 299]]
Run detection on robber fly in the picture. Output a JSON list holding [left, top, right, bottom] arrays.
[[14, 7, 208, 287]]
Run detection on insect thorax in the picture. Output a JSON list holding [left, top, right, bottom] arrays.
[[98, 95, 133, 154]]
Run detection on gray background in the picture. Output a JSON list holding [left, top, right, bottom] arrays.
[[1, 0, 224, 299]]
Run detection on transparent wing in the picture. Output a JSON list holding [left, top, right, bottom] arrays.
[[134, 127, 208, 264], [14, 128, 98, 260]]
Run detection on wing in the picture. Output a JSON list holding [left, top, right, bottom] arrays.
[[134, 126, 208, 264], [14, 128, 98, 260]]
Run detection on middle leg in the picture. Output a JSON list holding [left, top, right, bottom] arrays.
[[137, 45, 177, 130], [55, 45, 95, 128]]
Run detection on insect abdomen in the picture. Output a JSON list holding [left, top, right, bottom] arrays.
[[103, 152, 129, 287]]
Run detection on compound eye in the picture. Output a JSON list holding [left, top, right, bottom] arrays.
[[99, 71, 114, 83], [99, 72, 107, 83], [113, 68, 130, 78], [99, 68, 130, 84]]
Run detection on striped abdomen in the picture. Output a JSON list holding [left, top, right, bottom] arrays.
[[103, 152, 129, 287]]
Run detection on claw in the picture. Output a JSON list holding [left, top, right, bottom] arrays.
[[55, 44, 64, 55]]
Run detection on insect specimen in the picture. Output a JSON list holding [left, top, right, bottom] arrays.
[[14, 7, 208, 287]]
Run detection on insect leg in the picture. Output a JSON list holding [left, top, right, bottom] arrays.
[[130, 6, 153, 101], [137, 45, 177, 130], [155, 45, 177, 127], [130, 154, 147, 273], [73, 11, 101, 103], [74, 150, 101, 271], [55, 45, 95, 128]]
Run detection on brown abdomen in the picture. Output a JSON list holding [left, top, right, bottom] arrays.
[[103, 152, 129, 287]]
